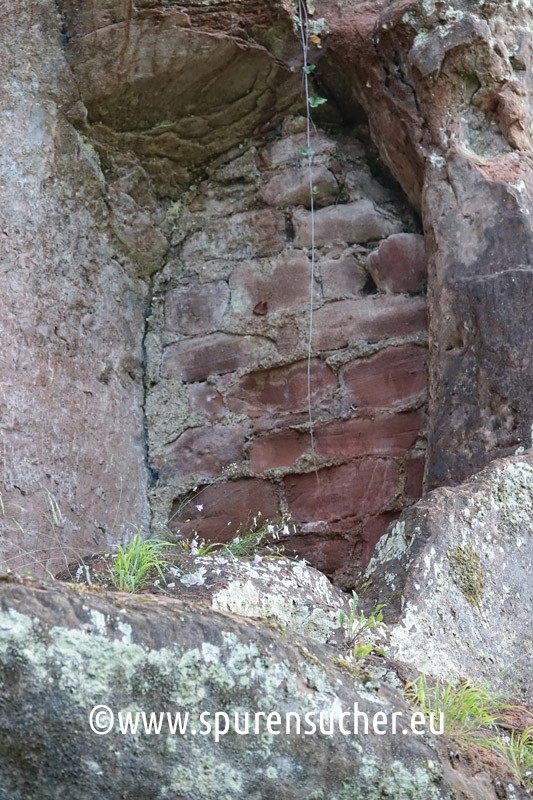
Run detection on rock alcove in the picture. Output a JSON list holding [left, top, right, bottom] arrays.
[[1, 0, 531, 588], [46, 0, 428, 587]]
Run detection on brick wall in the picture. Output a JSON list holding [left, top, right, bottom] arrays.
[[146, 118, 427, 588]]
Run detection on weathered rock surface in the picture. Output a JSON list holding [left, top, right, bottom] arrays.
[[63, 551, 351, 646], [0, 0, 151, 575], [0, 573, 529, 800], [360, 454, 533, 702], [319, 0, 533, 486]]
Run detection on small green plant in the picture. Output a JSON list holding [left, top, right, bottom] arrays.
[[405, 674, 510, 741], [488, 727, 533, 793], [175, 513, 296, 560], [222, 513, 295, 558], [176, 537, 220, 557], [111, 532, 173, 593], [338, 592, 386, 659], [405, 675, 532, 791]]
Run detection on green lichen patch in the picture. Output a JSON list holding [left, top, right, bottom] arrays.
[[447, 545, 485, 608]]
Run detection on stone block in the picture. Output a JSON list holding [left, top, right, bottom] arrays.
[[188, 383, 226, 422], [229, 251, 310, 315], [285, 459, 400, 522], [249, 430, 310, 473], [164, 281, 230, 335], [313, 295, 427, 350], [340, 344, 427, 409], [320, 252, 368, 299], [366, 233, 427, 294], [260, 165, 338, 209], [293, 201, 402, 248], [161, 424, 248, 481], [227, 359, 337, 418], [161, 334, 277, 382], [316, 411, 424, 459], [168, 478, 280, 541], [181, 209, 285, 261]]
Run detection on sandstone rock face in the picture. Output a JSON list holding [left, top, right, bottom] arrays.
[[0, 573, 529, 800], [65, 551, 352, 645], [0, 0, 151, 575], [360, 454, 533, 702], [319, 0, 533, 486]]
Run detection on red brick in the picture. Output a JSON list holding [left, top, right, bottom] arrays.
[[188, 383, 226, 421], [260, 165, 338, 209], [161, 334, 276, 382], [161, 424, 248, 481], [316, 411, 424, 459], [405, 456, 425, 499], [293, 200, 402, 248], [227, 359, 337, 418], [341, 345, 427, 409], [312, 295, 427, 350], [366, 233, 427, 294], [285, 459, 400, 522], [320, 252, 367, 299], [230, 251, 311, 315], [249, 430, 310, 472], [165, 281, 229, 335], [168, 478, 279, 541], [181, 209, 285, 260]]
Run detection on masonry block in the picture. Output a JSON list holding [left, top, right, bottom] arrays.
[[316, 411, 424, 459], [313, 295, 427, 350], [227, 359, 337, 418], [320, 252, 368, 299], [188, 383, 226, 421], [259, 131, 336, 169], [293, 200, 402, 248], [366, 233, 427, 294], [285, 459, 400, 523], [260, 165, 338, 209], [285, 533, 352, 576], [181, 209, 285, 261], [161, 334, 277, 382], [341, 344, 427, 409], [230, 251, 311, 316], [168, 478, 280, 541], [161, 424, 248, 481], [249, 429, 310, 472], [165, 281, 230, 335]]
